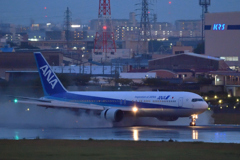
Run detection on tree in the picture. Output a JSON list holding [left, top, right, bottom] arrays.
[[92, 77, 99, 84], [7, 41, 18, 47], [73, 74, 91, 85], [115, 78, 133, 86], [197, 76, 214, 85], [194, 42, 204, 54], [142, 78, 169, 86], [104, 78, 114, 85], [19, 42, 40, 49]]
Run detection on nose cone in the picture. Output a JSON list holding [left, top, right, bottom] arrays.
[[194, 101, 208, 111], [203, 101, 208, 110]]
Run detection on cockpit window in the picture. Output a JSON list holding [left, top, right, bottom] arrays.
[[192, 98, 204, 102]]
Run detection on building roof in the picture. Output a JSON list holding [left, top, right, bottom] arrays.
[[0, 45, 14, 52], [0, 48, 14, 52], [149, 52, 222, 62], [209, 71, 240, 77], [120, 72, 156, 79]]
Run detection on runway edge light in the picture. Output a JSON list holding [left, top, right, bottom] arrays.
[[14, 99, 18, 103]]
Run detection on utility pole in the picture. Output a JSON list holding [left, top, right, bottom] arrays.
[[136, 0, 152, 54], [64, 7, 72, 55]]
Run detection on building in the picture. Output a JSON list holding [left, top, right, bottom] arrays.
[[46, 31, 64, 41], [0, 50, 63, 78], [205, 12, 240, 70], [92, 49, 132, 62], [0, 23, 16, 33], [175, 20, 202, 31], [148, 52, 229, 78], [172, 42, 193, 54], [209, 71, 240, 97], [174, 20, 202, 38]]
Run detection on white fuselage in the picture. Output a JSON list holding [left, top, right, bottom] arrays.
[[49, 91, 208, 118]]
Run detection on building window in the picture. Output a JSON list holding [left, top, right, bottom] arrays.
[[220, 56, 239, 61]]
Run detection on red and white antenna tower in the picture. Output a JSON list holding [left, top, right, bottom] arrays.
[[94, 0, 116, 60]]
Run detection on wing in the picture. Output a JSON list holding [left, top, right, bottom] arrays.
[[11, 97, 132, 112]]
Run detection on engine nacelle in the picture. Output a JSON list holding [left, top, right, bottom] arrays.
[[157, 117, 179, 121], [101, 108, 124, 122]]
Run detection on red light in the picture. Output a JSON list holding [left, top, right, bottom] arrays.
[[44, 7, 47, 9], [169, 1, 172, 4], [148, 11, 150, 14], [45, 15, 47, 17], [103, 26, 107, 30]]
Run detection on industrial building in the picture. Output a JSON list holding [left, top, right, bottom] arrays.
[[205, 12, 240, 70], [0, 50, 63, 78], [148, 52, 229, 78], [92, 49, 132, 62]]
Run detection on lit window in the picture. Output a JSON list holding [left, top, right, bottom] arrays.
[[220, 56, 238, 61]]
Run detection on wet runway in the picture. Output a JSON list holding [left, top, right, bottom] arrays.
[[1, 125, 240, 143], [0, 102, 239, 143]]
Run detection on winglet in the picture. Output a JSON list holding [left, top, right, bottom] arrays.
[[34, 52, 67, 96]]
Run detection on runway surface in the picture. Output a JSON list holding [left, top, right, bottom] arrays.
[[0, 102, 239, 143], [0, 125, 240, 143]]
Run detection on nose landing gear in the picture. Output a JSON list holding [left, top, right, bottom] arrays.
[[190, 114, 198, 126]]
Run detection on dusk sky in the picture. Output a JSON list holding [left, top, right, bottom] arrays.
[[0, 0, 240, 25]]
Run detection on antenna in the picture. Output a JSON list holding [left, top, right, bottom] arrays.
[[199, 0, 211, 54], [94, 0, 116, 62]]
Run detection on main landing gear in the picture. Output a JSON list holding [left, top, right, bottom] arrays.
[[190, 114, 198, 126]]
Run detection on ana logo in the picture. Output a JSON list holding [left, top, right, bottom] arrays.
[[157, 95, 170, 100], [40, 65, 58, 89]]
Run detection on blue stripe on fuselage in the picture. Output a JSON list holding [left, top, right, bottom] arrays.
[[46, 92, 188, 109]]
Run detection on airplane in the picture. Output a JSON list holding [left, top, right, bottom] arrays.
[[12, 52, 208, 126]]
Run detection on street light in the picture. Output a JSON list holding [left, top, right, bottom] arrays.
[[218, 100, 222, 104]]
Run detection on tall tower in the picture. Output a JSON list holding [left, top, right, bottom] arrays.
[[137, 0, 152, 54], [64, 7, 72, 51], [94, 0, 116, 62], [199, 0, 210, 13], [199, 0, 211, 54]]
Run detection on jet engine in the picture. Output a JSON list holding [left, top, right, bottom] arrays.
[[101, 108, 124, 122], [157, 116, 179, 121]]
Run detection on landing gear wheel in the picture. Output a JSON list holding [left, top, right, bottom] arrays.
[[189, 115, 198, 126], [190, 121, 196, 126]]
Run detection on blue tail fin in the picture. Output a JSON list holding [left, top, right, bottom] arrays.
[[34, 52, 67, 96]]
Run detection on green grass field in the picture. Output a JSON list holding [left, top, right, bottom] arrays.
[[0, 140, 240, 160]]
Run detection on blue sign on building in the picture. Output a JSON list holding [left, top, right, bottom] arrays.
[[213, 24, 226, 31]]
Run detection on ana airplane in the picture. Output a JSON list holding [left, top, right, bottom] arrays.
[[13, 52, 208, 126]]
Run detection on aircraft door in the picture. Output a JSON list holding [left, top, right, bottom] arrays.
[[178, 97, 183, 107]]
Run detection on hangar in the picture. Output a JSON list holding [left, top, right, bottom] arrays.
[[148, 52, 229, 74]]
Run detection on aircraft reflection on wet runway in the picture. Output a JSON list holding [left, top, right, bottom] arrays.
[[0, 125, 240, 143]]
